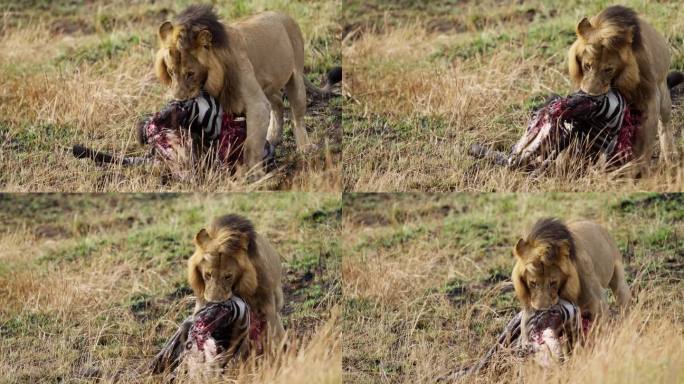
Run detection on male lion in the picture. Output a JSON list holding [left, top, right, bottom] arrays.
[[568, 5, 678, 168], [188, 214, 285, 344], [512, 218, 630, 340], [155, 5, 320, 174]]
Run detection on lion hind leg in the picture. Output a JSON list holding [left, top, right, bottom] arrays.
[[609, 263, 631, 310], [266, 93, 285, 147], [657, 81, 679, 163], [285, 72, 312, 150]]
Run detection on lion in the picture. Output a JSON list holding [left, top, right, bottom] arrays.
[[512, 218, 630, 340], [188, 214, 285, 345], [155, 5, 324, 174], [568, 5, 678, 168]]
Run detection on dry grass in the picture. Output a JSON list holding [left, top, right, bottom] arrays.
[[0, 193, 341, 383], [0, 0, 341, 192], [343, 0, 684, 191], [342, 193, 684, 383]]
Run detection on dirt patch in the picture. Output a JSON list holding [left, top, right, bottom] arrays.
[[50, 18, 94, 36], [34, 224, 70, 239], [618, 193, 684, 211], [348, 212, 390, 226], [129, 285, 193, 323]]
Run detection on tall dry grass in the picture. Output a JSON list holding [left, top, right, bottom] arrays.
[[0, 193, 342, 383], [342, 193, 684, 383], [0, 0, 341, 192], [343, 0, 684, 191]]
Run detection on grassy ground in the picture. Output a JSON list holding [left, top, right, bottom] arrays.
[[0, 193, 341, 383], [342, 193, 684, 383], [0, 0, 341, 192], [343, 0, 684, 191]]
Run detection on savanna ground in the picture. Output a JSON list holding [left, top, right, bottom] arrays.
[[0, 0, 341, 192], [343, 193, 684, 383], [0, 193, 341, 383], [343, 0, 684, 191]]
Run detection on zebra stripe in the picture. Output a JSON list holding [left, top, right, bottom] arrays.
[[225, 296, 250, 333], [188, 91, 223, 141], [576, 90, 625, 155]]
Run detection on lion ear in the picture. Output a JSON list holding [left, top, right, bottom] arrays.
[[158, 21, 174, 43], [576, 17, 592, 38], [514, 239, 528, 260], [194, 228, 211, 249], [196, 29, 212, 48]]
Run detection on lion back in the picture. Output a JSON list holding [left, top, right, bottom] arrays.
[[234, 11, 306, 83], [252, 233, 284, 310], [567, 221, 621, 288]]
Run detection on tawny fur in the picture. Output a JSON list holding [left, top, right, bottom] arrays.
[[155, 5, 315, 174], [567, 5, 678, 168], [512, 218, 631, 339], [188, 214, 285, 344]]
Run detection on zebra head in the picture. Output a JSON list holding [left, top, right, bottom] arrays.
[[508, 90, 623, 168]]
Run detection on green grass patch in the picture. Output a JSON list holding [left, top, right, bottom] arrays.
[[55, 34, 142, 66], [9, 122, 77, 152], [0, 312, 58, 338], [39, 237, 110, 264], [125, 228, 193, 265]]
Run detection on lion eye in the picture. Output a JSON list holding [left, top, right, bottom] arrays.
[[583, 62, 591, 71], [167, 67, 174, 77], [186, 71, 195, 79], [529, 281, 537, 288], [603, 67, 614, 75], [205, 272, 212, 279], [224, 274, 232, 281]]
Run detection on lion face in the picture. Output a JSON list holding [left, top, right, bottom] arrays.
[[512, 219, 581, 311], [155, 22, 216, 101], [516, 259, 565, 310], [189, 227, 258, 305], [568, 11, 642, 100], [574, 44, 624, 96], [193, 251, 241, 303]]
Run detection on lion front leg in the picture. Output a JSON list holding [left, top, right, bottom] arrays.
[[632, 98, 659, 177], [259, 296, 285, 356], [244, 98, 271, 178]]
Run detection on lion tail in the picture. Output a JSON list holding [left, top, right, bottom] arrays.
[[71, 145, 150, 166], [667, 71, 684, 90], [303, 66, 342, 96], [668, 71, 684, 102]]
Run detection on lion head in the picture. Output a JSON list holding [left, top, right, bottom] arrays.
[[188, 214, 258, 304], [568, 6, 652, 106], [512, 218, 580, 311], [155, 5, 228, 101]]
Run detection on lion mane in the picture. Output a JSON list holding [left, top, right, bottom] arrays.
[[568, 6, 654, 109], [188, 214, 285, 342], [512, 218, 630, 320], [155, 5, 241, 109], [512, 218, 581, 308], [567, 5, 677, 165]]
